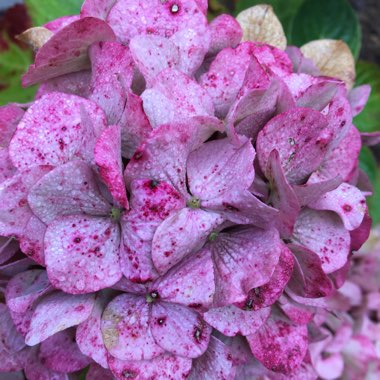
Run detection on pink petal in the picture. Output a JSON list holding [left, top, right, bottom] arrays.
[[76, 295, 109, 368], [142, 69, 214, 128], [0, 148, 16, 184], [361, 131, 380, 146], [154, 248, 214, 307], [107, 353, 192, 380], [350, 209, 371, 251], [0, 236, 18, 265], [95, 125, 128, 209], [0, 304, 26, 352], [80, 0, 117, 19], [9, 93, 107, 169], [44, 15, 80, 33], [309, 183, 366, 230], [151, 302, 211, 358], [39, 329, 91, 372], [285, 46, 319, 75], [189, 336, 236, 379], [25, 292, 95, 345], [288, 244, 333, 298], [0, 348, 25, 372], [101, 294, 164, 361], [0, 258, 34, 279], [86, 363, 114, 380], [0, 105, 24, 147], [208, 14, 242, 56], [5, 270, 52, 314], [22, 17, 116, 86], [279, 298, 314, 325], [210, 226, 282, 306], [247, 317, 308, 374], [292, 208, 350, 273], [282, 73, 318, 99], [28, 161, 111, 224], [120, 179, 185, 283], [152, 208, 224, 275], [349, 85, 371, 116], [257, 107, 331, 184], [89, 41, 134, 124], [204, 305, 270, 337], [106, 0, 207, 44], [45, 215, 121, 294], [187, 136, 255, 200]]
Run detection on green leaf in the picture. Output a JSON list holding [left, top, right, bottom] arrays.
[[78, 366, 89, 380], [354, 61, 380, 133], [289, 0, 361, 59], [368, 168, 380, 225], [234, 0, 305, 37], [359, 146, 377, 185], [25, 0, 82, 26]]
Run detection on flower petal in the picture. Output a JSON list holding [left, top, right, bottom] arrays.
[[0, 105, 24, 147], [45, 215, 121, 294], [86, 364, 114, 380], [0, 304, 25, 352], [348, 84, 371, 116]]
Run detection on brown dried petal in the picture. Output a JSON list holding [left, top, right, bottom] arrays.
[[17, 26, 53, 51]]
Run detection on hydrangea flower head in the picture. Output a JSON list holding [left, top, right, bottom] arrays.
[[0, 1, 377, 378]]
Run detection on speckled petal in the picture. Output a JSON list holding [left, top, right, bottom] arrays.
[[257, 107, 331, 184], [154, 248, 214, 307], [107, 353, 192, 380], [0, 148, 15, 184], [0, 105, 24, 147], [101, 294, 164, 361], [44, 215, 121, 294], [152, 208, 224, 275], [81, 0, 117, 19], [5, 270, 52, 314], [95, 125, 128, 209], [25, 291, 95, 346], [210, 227, 281, 306], [28, 161, 111, 224], [348, 84, 371, 116], [39, 329, 91, 372], [292, 208, 350, 273], [204, 305, 270, 337], [151, 302, 211, 358], [9, 93, 107, 169], [247, 317, 308, 374], [22, 18, 116, 86], [86, 364, 114, 380]]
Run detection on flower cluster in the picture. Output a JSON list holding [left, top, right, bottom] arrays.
[[0, 0, 377, 379]]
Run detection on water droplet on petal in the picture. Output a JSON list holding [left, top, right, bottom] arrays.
[[171, 4, 179, 13]]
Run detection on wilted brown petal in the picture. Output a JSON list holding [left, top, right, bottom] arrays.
[[17, 27, 53, 51]]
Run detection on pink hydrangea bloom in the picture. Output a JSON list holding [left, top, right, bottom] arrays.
[[0, 0, 377, 378]]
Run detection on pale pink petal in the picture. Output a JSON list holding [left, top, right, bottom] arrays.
[[95, 125, 128, 209], [101, 294, 164, 361], [0, 148, 16, 184], [44, 15, 80, 33], [292, 208, 350, 273], [285, 46, 319, 75], [151, 302, 211, 358], [28, 161, 111, 224], [348, 85, 370, 116], [204, 306, 270, 337], [282, 73, 318, 99], [0, 105, 24, 147], [22, 18, 116, 86], [9, 93, 107, 169], [25, 292, 95, 345], [81, 0, 117, 19], [361, 131, 380, 146], [45, 215, 121, 294], [152, 208, 224, 275]]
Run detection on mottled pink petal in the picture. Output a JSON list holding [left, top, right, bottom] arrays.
[[292, 208, 350, 273], [44, 15, 80, 33], [76, 295, 109, 368], [349, 85, 371, 116], [120, 179, 185, 283], [288, 244, 333, 298], [86, 364, 114, 380], [210, 226, 282, 306], [6, 270, 51, 314], [26, 292, 95, 345], [309, 183, 366, 230], [142, 69, 214, 128], [9, 93, 107, 169], [23, 18, 116, 86], [257, 107, 330, 184], [39, 329, 91, 372], [204, 305, 270, 337], [89, 41, 134, 124], [108, 353, 192, 380], [0, 349, 25, 372], [279, 298, 313, 325], [189, 336, 236, 379], [247, 317, 308, 374], [94, 125, 128, 209], [81, 0, 117, 19], [28, 161, 111, 224], [282, 73, 318, 99], [154, 248, 214, 307], [107, 0, 207, 44], [152, 208, 223, 275], [208, 14, 242, 56], [0, 148, 16, 183], [151, 302, 211, 358], [45, 215, 121, 294], [101, 294, 164, 361], [350, 209, 371, 251], [0, 105, 24, 147]]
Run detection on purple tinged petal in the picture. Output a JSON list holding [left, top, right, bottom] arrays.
[[292, 208, 351, 273], [279, 298, 314, 325], [0, 105, 24, 147], [0, 304, 26, 352], [81, 0, 117, 19], [361, 131, 380, 146], [44, 215, 121, 294], [0, 348, 25, 372], [348, 84, 371, 116], [28, 161, 111, 224], [350, 209, 372, 251], [0, 148, 16, 184], [44, 15, 80, 33], [151, 302, 211, 358], [86, 363, 114, 380], [25, 292, 95, 345], [22, 18, 116, 86], [0, 236, 19, 265], [285, 46, 320, 75]]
